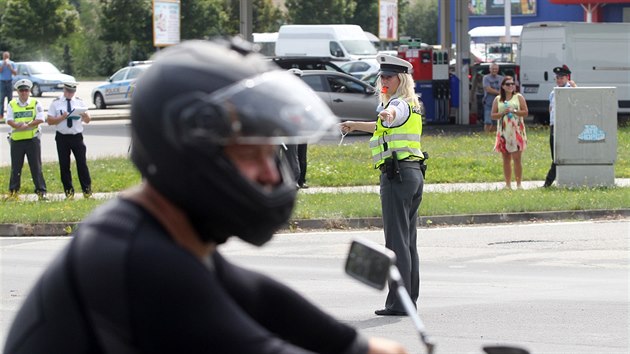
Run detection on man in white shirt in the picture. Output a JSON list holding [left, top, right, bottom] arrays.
[[47, 81, 92, 199], [543, 65, 576, 188]]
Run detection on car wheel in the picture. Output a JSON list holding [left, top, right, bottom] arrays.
[[31, 84, 42, 97], [94, 92, 106, 109]]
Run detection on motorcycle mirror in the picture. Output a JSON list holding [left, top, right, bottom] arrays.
[[345, 238, 396, 290], [483, 345, 530, 354]]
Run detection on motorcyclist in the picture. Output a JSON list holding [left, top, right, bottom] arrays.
[[3, 38, 407, 354]]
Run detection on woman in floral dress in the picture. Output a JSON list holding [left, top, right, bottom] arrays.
[[491, 76, 529, 189]]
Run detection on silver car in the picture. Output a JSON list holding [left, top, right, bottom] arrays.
[[299, 70, 379, 122], [13, 62, 76, 97], [339, 58, 379, 79], [91, 62, 151, 109]]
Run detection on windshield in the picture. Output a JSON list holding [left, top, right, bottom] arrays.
[[341, 40, 377, 56], [28, 62, 62, 75]]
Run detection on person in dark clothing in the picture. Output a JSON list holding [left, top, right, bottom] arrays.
[[3, 38, 407, 354], [297, 143, 308, 188], [543, 65, 576, 188], [286, 68, 309, 188]]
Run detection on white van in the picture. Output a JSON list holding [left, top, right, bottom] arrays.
[[253, 32, 277, 57], [275, 24, 377, 61], [519, 22, 630, 122]]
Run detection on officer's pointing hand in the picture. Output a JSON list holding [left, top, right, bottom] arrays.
[[379, 109, 394, 124]]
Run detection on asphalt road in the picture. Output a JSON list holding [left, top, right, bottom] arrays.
[[6, 81, 129, 115], [0, 120, 131, 166], [1, 220, 628, 353], [0, 118, 365, 166]]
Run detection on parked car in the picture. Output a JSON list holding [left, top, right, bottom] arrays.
[[270, 56, 346, 73], [339, 58, 379, 79], [299, 70, 379, 122], [12, 61, 76, 97], [91, 61, 152, 109], [360, 72, 378, 87]]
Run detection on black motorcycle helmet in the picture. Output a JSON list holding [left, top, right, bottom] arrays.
[[130, 38, 337, 245]]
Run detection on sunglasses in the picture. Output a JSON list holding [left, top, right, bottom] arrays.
[[504, 82, 515, 86], [18, 88, 30, 92]]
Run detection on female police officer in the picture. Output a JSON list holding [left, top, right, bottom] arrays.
[[3, 39, 407, 354], [341, 54, 424, 316]]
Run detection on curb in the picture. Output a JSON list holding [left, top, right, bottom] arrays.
[[284, 209, 630, 231], [0, 222, 75, 237], [4, 209, 627, 236]]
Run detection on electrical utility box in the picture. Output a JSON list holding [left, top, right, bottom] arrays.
[[554, 87, 618, 187]]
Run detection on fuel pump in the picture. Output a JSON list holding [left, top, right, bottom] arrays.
[[399, 38, 435, 122], [399, 40, 451, 123], [432, 49, 450, 123]]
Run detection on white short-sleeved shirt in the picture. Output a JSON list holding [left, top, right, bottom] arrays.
[[379, 97, 410, 127], [48, 95, 89, 134], [5, 98, 46, 136], [548, 82, 572, 126]]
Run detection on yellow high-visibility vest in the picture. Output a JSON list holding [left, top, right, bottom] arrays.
[[9, 99, 38, 141], [369, 101, 423, 168]]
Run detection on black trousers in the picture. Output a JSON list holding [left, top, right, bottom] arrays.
[[297, 144, 307, 185], [9, 137, 47, 193], [544, 126, 556, 186], [284, 144, 300, 182], [379, 163, 424, 312], [55, 132, 91, 194], [0, 80, 13, 116]]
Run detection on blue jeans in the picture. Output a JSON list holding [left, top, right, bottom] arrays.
[[483, 102, 496, 125], [0, 80, 13, 116]]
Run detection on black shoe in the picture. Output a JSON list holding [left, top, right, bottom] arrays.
[[37, 193, 49, 201], [298, 182, 309, 189], [374, 308, 407, 316], [65, 190, 75, 200], [5, 191, 19, 201]]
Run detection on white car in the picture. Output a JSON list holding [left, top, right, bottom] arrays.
[[91, 61, 151, 109], [340, 59, 379, 79]]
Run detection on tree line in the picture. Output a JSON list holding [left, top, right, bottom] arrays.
[[0, 0, 437, 78]]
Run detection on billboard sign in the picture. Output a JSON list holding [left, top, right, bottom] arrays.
[[469, 0, 537, 16], [153, 0, 181, 47], [379, 0, 398, 41]]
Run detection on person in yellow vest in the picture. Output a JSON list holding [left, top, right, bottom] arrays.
[[341, 54, 425, 316], [4, 79, 48, 201]]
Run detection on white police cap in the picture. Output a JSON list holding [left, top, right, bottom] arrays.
[[14, 79, 33, 90], [377, 53, 413, 76], [63, 81, 78, 91]]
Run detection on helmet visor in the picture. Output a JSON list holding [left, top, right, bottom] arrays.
[[165, 70, 339, 147]]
